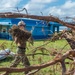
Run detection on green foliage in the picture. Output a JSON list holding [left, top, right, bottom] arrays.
[[0, 39, 71, 75]]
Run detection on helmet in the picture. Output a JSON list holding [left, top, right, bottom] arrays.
[[18, 20, 26, 26]]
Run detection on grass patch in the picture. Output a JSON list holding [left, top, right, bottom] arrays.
[[0, 39, 72, 75]]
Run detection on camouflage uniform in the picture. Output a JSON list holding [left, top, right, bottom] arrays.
[[10, 46, 30, 74]]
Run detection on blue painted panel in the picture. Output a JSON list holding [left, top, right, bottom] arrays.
[[0, 18, 64, 40], [11, 18, 47, 27], [49, 21, 63, 26], [0, 18, 12, 26], [0, 32, 9, 39]]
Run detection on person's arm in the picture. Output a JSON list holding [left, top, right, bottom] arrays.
[[24, 30, 34, 45], [23, 30, 32, 39], [14, 36, 19, 44], [28, 35, 34, 45]]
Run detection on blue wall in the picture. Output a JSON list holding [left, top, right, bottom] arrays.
[[10, 18, 50, 39], [0, 18, 65, 40]]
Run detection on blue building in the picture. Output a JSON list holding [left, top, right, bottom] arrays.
[[0, 18, 68, 40]]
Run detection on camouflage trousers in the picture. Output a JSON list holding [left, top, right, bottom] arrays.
[[10, 47, 30, 74], [2, 47, 30, 75], [11, 47, 30, 67]]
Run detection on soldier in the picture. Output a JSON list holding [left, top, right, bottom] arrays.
[[2, 20, 32, 75]]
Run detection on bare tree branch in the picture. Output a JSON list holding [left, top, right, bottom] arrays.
[[0, 50, 75, 75]]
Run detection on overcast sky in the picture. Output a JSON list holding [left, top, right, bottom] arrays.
[[0, 0, 75, 18]]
